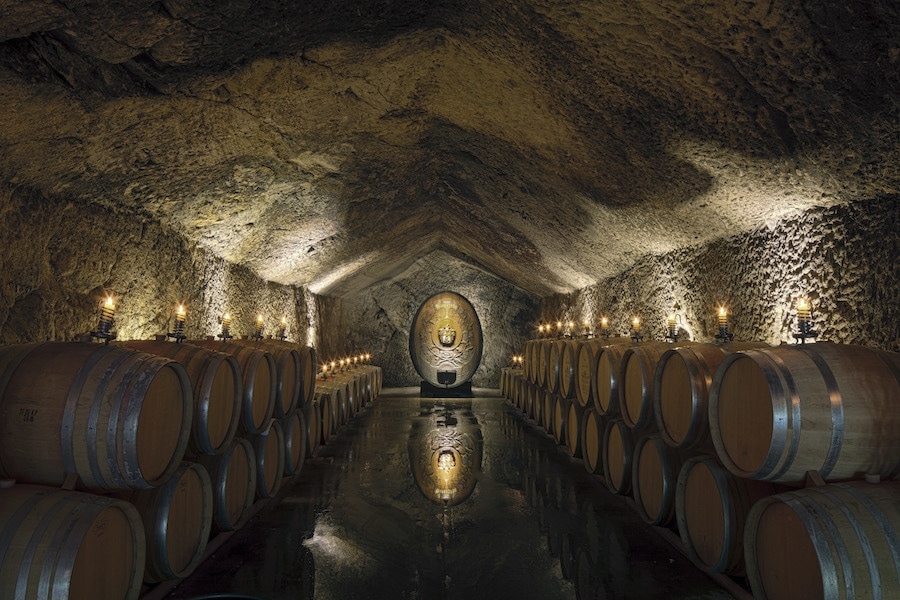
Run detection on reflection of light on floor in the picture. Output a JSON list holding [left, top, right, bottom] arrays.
[[302, 515, 371, 575]]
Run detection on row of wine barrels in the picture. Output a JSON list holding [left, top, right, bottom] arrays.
[[0, 341, 192, 491], [0, 484, 146, 600]]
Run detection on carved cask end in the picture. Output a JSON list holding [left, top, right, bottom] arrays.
[[409, 291, 483, 389]]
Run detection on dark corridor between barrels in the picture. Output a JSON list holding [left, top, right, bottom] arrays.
[[161, 391, 732, 600]]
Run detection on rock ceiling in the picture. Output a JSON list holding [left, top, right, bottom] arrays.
[[0, 1, 896, 297]]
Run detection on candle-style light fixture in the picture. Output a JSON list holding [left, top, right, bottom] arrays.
[[556, 320, 564, 339], [167, 303, 187, 342], [277, 316, 288, 341], [599, 316, 610, 337], [665, 313, 679, 343], [793, 297, 818, 344], [537, 323, 546, 339], [582, 319, 592, 338], [253, 314, 265, 340], [90, 295, 117, 343], [714, 305, 734, 343], [218, 312, 233, 340], [630, 315, 643, 343]]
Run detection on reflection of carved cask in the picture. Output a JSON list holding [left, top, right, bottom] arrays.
[[409, 291, 483, 388]]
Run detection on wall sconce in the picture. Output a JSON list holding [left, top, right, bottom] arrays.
[[253, 314, 265, 340], [556, 321, 564, 339], [599, 316, 610, 337], [218, 312, 233, 340], [537, 323, 546, 339], [793, 297, 818, 344], [582, 319, 592, 338], [277, 316, 288, 341], [167, 304, 187, 342], [665, 313, 681, 343], [714, 305, 734, 343], [631, 316, 643, 343], [90, 295, 117, 343]]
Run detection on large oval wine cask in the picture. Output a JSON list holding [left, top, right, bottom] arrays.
[[230, 339, 302, 418], [281, 409, 307, 476], [248, 419, 285, 500], [193, 437, 257, 532], [409, 291, 483, 389], [188, 340, 277, 436], [631, 434, 685, 526], [0, 342, 192, 490], [116, 461, 213, 583], [0, 484, 146, 600], [744, 481, 900, 600], [709, 342, 900, 483], [675, 454, 778, 575], [119, 339, 241, 456], [653, 342, 768, 450]]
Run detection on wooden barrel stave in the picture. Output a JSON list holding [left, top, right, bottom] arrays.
[[193, 437, 257, 532]]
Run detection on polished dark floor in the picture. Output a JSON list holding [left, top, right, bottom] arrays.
[[160, 389, 734, 600]]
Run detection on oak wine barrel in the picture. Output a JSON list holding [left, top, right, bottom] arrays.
[[630, 434, 685, 526], [119, 339, 241, 456], [619, 341, 674, 430], [188, 339, 277, 436], [709, 342, 900, 483], [0, 342, 192, 490], [231, 339, 302, 418], [594, 343, 631, 417], [0, 484, 146, 600], [116, 461, 213, 583], [558, 339, 582, 399], [281, 409, 307, 476], [653, 342, 768, 450], [744, 481, 900, 600], [675, 454, 778, 575], [193, 437, 257, 532], [565, 399, 584, 458], [602, 418, 635, 495], [247, 419, 285, 499], [580, 408, 604, 475]]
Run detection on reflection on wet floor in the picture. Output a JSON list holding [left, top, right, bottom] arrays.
[[161, 391, 732, 600]]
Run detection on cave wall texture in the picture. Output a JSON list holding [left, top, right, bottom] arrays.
[[541, 196, 899, 352], [0, 184, 317, 347]]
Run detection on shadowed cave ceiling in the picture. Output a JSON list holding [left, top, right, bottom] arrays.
[[0, 1, 896, 298]]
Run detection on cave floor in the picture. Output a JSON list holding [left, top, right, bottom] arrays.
[[153, 389, 739, 600]]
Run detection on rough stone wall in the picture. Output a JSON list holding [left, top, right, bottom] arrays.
[[541, 196, 899, 352], [0, 184, 318, 347], [337, 250, 540, 389]]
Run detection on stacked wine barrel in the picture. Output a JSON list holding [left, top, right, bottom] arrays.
[[505, 338, 900, 598], [0, 337, 379, 599]]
